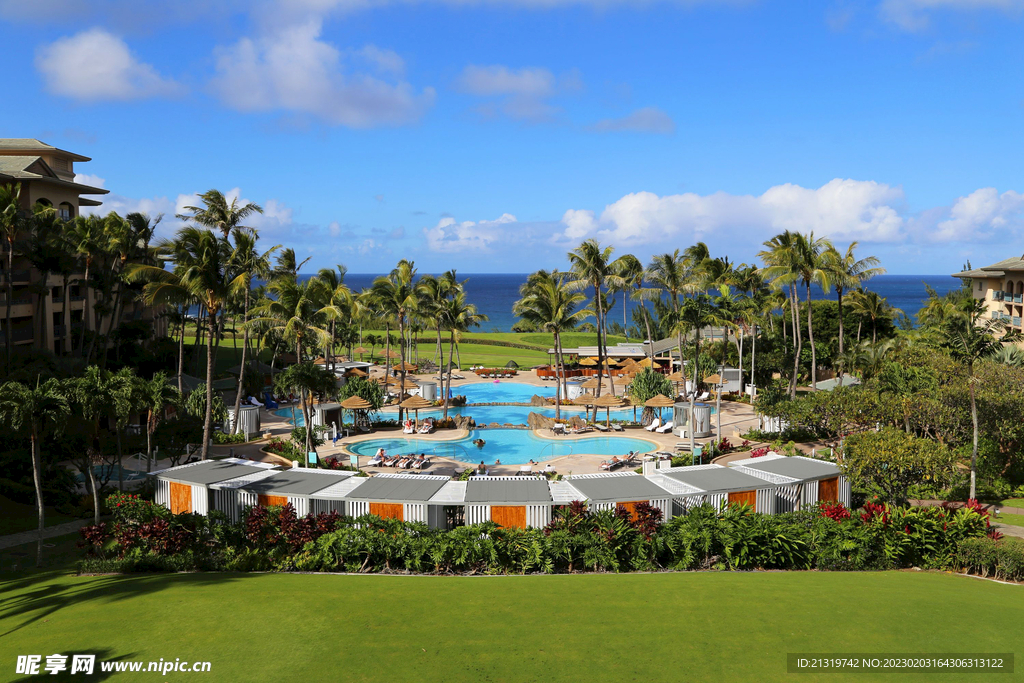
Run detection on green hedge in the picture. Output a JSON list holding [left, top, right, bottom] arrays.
[[955, 537, 1024, 582]]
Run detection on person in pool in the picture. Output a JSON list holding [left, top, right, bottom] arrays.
[[473, 438, 486, 448]]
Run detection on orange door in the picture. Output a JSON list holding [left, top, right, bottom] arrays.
[[170, 482, 191, 514], [370, 502, 404, 520], [818, 477, 838, 502], [727, 490, 756, 508], [616, 501, 643, 521], [258, 494, 288, 507], [491, 505, 527, 529]]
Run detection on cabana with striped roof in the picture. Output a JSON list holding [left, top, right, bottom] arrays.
[[344, 473, 451, 524], [152, 458, 280, 516], [646, 463, 777, 515], [464, 476, 552, 528], [227, 469, 359, 519], [558, 472, 675, 520], [727, 453, 850, 511]]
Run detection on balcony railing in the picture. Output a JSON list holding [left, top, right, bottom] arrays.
[[4, 269, 31, 283], [0, 297, 33, 307], [1014, 317, 1021, 327]]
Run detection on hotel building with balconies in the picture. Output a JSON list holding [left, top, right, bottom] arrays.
[[954, 256, 1024, 335]]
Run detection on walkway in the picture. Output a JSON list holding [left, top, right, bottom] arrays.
[[0, 518, 95, 550]]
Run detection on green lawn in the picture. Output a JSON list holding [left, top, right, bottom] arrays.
[[1, 569, 1020, 683], [994, 511, 1024, 527], [0, 495, 76, 536], [1001, 498, 1024, 509]]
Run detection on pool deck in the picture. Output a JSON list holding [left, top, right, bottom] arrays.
[[207, 367, 763, 477]]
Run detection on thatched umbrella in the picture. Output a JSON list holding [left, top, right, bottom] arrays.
[[385, 348, 402, 358], [572, 394, 595, 406], [393, 361, 417, 372], [353, 346, 369, 360], [581, 377, 601, 390], [400, 394, 433, 427], [613, 375, 632, 387], [645, 394, 675, 425], [505, 360, 519, 368], [340, 395, 372, 434], [593, 393, 625, 427], [578, 357, 598, 366], [345, 367, 368, 377]]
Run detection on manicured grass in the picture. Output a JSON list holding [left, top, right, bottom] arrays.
[[0, 495, 75, 536], [1, 570, 1019, 683], [1001, 498, 1024, 509], [994, 511, 1024, 527]]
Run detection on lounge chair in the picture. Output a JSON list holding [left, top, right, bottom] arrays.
[[248, 396, 264, 408], [656, 421, 674, 434], [412, 457, 430, 470], [594, 423, 609, 432], [403, 423, 416, 434], [611, 424, 624, 432], [645, 418, 662, 432], [367, 454, 384, 467], [696, 391, 710, 401], [263, 393, 279, 410], [552, 423, 566, 435]]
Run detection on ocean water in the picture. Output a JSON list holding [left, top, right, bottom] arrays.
[[337, 273, 960, 332]]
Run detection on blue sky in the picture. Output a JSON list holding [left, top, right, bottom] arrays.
[[1, 0, 1022, 274]]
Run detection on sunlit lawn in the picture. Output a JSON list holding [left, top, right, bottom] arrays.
[[1, 566, 1020, 683]]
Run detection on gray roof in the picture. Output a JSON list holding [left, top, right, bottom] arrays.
[[661, 466, 771, 493], [465, 478, 551, 503], [158, 461, 267, 486], [568, 476, 671, 503], [0, 138, 91, 160], [347, 476, 449, 502], [243, 471, 353, 496], [741, 457, 839, 481]]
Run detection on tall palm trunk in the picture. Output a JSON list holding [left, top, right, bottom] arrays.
[[738, 327, 744, 392], [789, 284, 801, 398], [969, 369, 978, 500], [639, 295, 653, 344], [200, 308, 216, 460], [177, 309, 185, 396], [398, 316, 407, 423], [146, 410, 154, 472], [553, 330, 562, 420], [232, 286, 251, 434], [689, 331, 701, 453], [443, 331, 456, 421], [87, 448, 100, 525], [751, 323, 757, 395], [77, 258, 91, 355], [806, 282, 817, 390], [61, 274, 70, 356], [30, 428, 44, 566], [5, 243, 13, 370]]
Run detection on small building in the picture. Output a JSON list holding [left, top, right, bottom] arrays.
[[464, 476, 552, 528], [305, 475, 371, 517], [954, 257, 1024, 337], [236, 469, 358, 518], [727, 453, 850, 511], [427, 480, 468, 530], [557, 472, 674, 520], [152, 458, 279, 515], [345, 473, 452, 525], [647, 464, 776, 515]]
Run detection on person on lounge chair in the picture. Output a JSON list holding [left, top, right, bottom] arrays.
[[477, 461, 487, 475]]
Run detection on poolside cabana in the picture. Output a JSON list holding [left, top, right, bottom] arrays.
[[464, 476, 552, 528], [558, 472, 674, 520], [345, 473, 451, 523], [400, 394, 433, 427], [233, 469, 358, 518], [727, 453, 850, 511], [340, 395, 373, 432], [593, 393, 625, 426], [152, 458, 279, 515], [647, 464, 776, 515], [427, 480, 469, 529]]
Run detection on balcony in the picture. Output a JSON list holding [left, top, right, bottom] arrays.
[[1014, 317, 1022, 328], [3, 269, 31, 284]]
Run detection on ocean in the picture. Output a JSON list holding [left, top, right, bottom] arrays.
[[336, 273, 962, 333]]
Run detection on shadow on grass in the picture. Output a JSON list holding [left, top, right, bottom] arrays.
[[0, 570, 255, 640], [10, 649, 137, 682]]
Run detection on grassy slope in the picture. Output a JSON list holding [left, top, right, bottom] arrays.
[[1, 570, 1020, 683], [0, 495, 75, 536]]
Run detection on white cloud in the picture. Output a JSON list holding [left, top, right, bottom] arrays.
[[553, 179, 909, 245], [423, 213, 516, 252], [880, 0, 1024, 30], [209, 21, 434, 127], [589, 107, 675, 134], [929, 188, 1024, 242], [73, 173, 105, 189], [35, 28, 182, 101], [456, 65, 574, 122], [353, 45, 405, 76]]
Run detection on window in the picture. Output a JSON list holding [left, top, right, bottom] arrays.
[[978, 282, 983, 291]]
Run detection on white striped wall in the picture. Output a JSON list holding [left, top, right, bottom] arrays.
[[589, 498, 673, 520], [839, 477, 851, 508], [404, 503, 429, 523], [754, 488, 774, 514], [191, 485, 209, 516], [155, 479, 170, 508], [526, 505, 550, 528], [348, 500, 370, 518], [310, 498, 346, 516], [466, 504, 489, 525], [802, 481, 819, 507], [775, 484, 802, 513], [288, 496, 309, 518]]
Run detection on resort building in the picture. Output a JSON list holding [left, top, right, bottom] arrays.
[[0, 138, 165, 353], [954, 257, 1024, 336]]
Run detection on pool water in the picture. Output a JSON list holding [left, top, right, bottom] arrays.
[[347, 429, 657, 465], [455, 381, 555, 403], [73, 465, 148, 484]]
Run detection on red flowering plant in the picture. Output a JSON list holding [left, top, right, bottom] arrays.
[[750, 446, 769, 459], [860, 502, 889, 525], [78, 522, 111, 558], [818, 501, 851, 522]]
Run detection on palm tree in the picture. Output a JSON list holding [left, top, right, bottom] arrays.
[[311, 265, 352, 371], [250, 277, 339, 361], [271, 247, 311, 279], [758, 231, 803, 397], [137, 372, 181, 470], [0, 377, 69, 565], [822, 242, 884, 385], [849, 289, 896, 345], [647, 249, 698, 384], [273, 362, 336, 459], [514, 270, 587, 419], [794, 232, 833, 390], [125, 227, 236, 459], [568, 240, 617, 400], [368, 260, 421, 420], [178, 189, 263, 240], [939, 299, 1020, 499], [229, 232, 278, 433], [437, 291, 487, 420], [67, 214, 105, 355], [608, 254, 643, 342], [675, 294, 735, 451], [0, 183, 23, 370]]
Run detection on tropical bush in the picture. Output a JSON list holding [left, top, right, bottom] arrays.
[[76, 493, 997, 577]]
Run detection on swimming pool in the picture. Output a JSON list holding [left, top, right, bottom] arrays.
[[73, 465, 148, 484], [274, 404, 638, 427], [455, 381, 555, 403], [347, 429, 657, 465]]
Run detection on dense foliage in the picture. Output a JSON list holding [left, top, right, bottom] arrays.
[[78, 492, 998, 577]]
